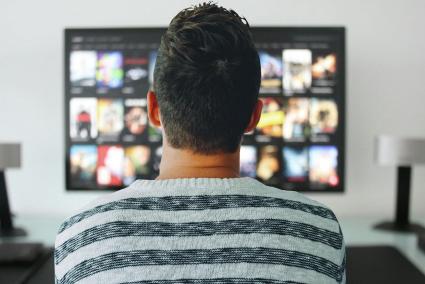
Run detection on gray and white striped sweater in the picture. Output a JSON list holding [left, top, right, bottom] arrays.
[[55, 178, 346, 284]]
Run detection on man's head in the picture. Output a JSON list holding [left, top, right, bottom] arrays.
[[148, 2, 262, 154]]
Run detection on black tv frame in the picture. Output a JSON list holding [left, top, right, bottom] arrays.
[[64, 27, 345, 193]]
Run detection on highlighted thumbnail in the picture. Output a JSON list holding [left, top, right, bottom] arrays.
[[259, 51, 283, 94], [97, 99, 124, 137], [257, 97, 284, 138], [310, 98, 338, 135], [70, 51, 97, 87], [283, 147, 308, 182], [309, 146, 339, 187], [97, 145, 124, 187], [283, 98, 310, 141], [240, 146, 257, 178], [96, 51, 124, 88], [282, 49, 312, 94], [123, 99, 148, 137], [70, 98, 97, 140], [123, 146, 151, 186], [70, 145, 97, 187]]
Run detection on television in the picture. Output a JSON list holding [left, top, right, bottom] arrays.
[[65, 27, 345, 192]]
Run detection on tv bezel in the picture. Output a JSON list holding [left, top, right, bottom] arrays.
[[64, 27, 346, 193]]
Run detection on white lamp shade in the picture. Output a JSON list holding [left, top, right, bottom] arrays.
[[375, 136, 425, 166], [0, 143, 21, 169]]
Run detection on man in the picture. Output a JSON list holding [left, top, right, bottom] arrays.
[[55, 3, 346, 283]]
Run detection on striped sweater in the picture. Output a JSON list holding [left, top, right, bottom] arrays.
[[55, 178, 346, 284]]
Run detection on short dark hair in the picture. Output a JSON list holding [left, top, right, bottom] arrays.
[[153, 2, 260, 154]]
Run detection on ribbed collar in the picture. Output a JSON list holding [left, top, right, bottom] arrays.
[[132, 177, 261, 191]]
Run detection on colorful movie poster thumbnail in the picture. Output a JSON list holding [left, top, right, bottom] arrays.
[[96, 51, 124, 88], [240, 146, 257, 178], [122, 99, 148, 140], [124, 56, 149, 83], [70, 145, 97, 186], [123, 146, 151, 186], [257, 98, 284, 138], [309, 145, 339, 187], [312, 53, 337, 80], [97, 98, 124, 137], [97, 145, 125, 186], [282, 147, 308, 182], [282, 49, 312, 94], [70, 51, 97, 87], [257, 145, 281, 185], [70, 98, 98, 140], [259, 51, 283, 94], [149, 51, 158, 88], [310, 98, 338, 135], [283, 98, 310, 141]]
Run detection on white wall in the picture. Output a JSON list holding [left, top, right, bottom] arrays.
[[1, 0, 424, 218]]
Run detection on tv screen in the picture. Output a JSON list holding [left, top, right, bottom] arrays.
[[65, 27, 345, 192]]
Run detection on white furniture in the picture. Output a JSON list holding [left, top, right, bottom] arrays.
[[375, 136, 425, 233]]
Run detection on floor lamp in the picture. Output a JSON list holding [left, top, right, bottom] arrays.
[[374, 136, 425, 234], [0, 143, 26, 237]]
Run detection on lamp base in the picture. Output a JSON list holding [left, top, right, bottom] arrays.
[[374, 221, 425, 234], [0, 227, 27, 238]]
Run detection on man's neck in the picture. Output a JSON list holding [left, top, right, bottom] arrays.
[[157, 144, 240, 180]]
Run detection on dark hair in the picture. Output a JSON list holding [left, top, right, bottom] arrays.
[[154, 2, 260, 154]]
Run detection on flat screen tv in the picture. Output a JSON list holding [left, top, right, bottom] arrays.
[[65, 27, 345, 192]]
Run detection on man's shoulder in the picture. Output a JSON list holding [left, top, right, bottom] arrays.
[[56, 186, 138, 244], [247, 180, 340, 223], [56, 178, 341, 235]]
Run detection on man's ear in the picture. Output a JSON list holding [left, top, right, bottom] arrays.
[[244, 99, 263, 133], [147, 91, 162, 128]]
